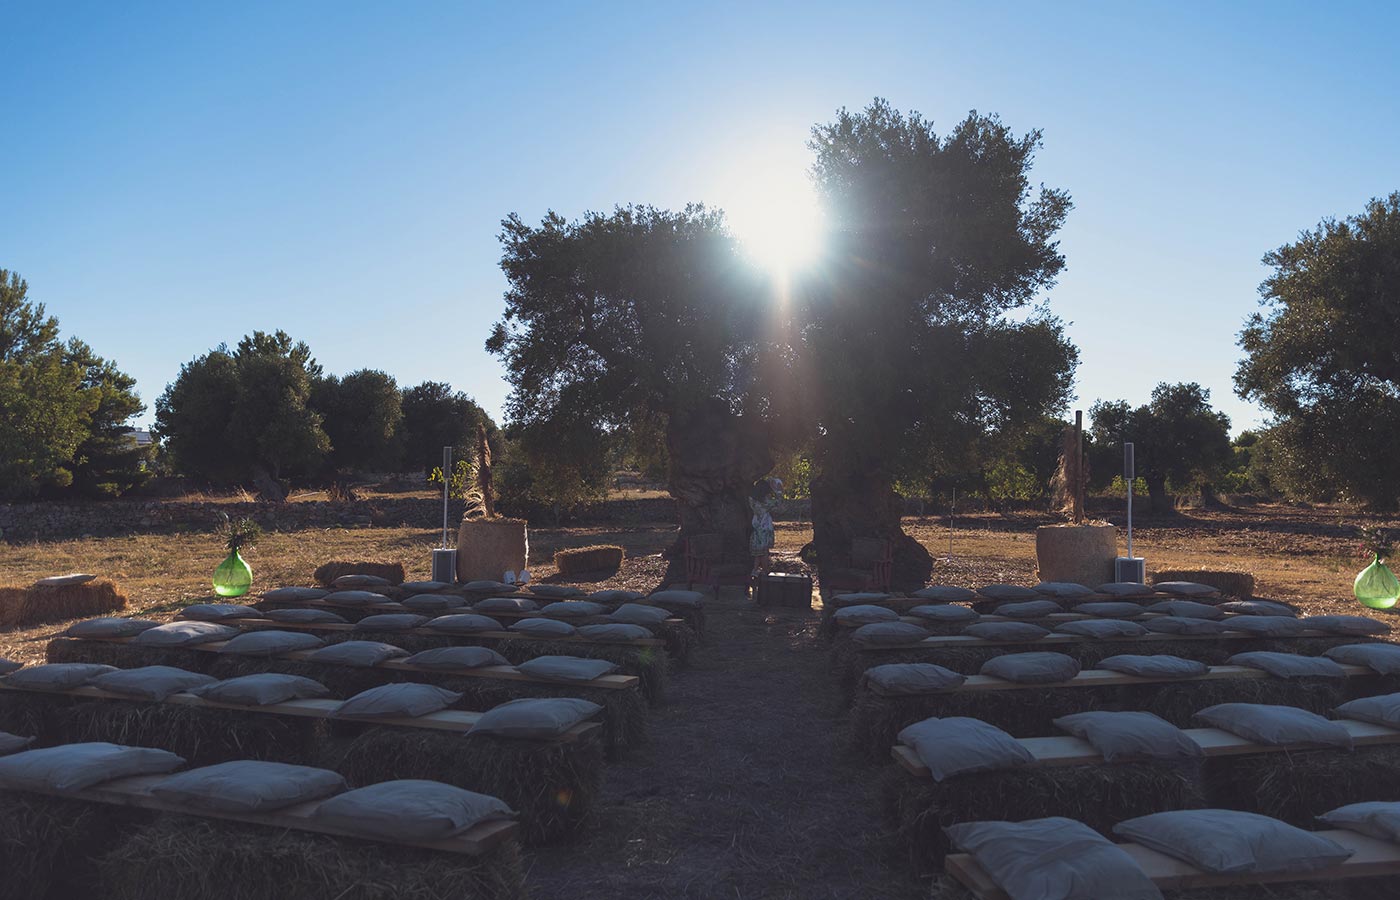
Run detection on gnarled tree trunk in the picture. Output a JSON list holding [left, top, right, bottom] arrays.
[[1145, 475, 1173, 515], [661, 399, 774, 587], [808, 461, 932, 591]]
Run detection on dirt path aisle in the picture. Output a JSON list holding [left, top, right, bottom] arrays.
[[524, 592, 922, 900]]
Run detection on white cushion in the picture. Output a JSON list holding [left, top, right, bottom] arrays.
[[333, 574, 391, 588], [862, 663, 966, 695], [1226, 651, 1347, 679], [464, 581, 515, 593], [473, 597, 538, 613], [906, 605, 979, 625], [1144, 616, 1226, 636], [402, 594, 466, 613], [1146, 600, 1223, 620], [896, 717, 1033, 782], [178, 604, 263, 622], [217, 630, 325, 657], [980, 652, 1081, 684], [829, 592, 895, 607], [1317, 802, 1400, 842], [425, 614, 502, 635], [469, 698, 601, 739], [977, 584, 1040, 601], [151, 760, 347, 813], [850, 622, 931, 646], [90, 666, 218, 700], [1194, 703, 1353, 748], [993, 599, 1063, 619], [334, 683, 461, 719], [645, 590, 704, 609], [322, 590, 392, 607], [313, 779, 515, 842], [354, 614, 430, 632], [947, 817, 1163, 900], [400, 581, 451, 593], [261, 587, 330, 602], [1033, 582, 1097, 600], [516, 656, 618, 682], [3, 663, 118, 691], [577, 623, 652, 641], [963, 622, 1050, 642], [1218, 600, 1296, 617], [833, 605, 899, 626], [609, 603, 670, 625], [588, 589, 647, 604], [0, 742, 184, 791], [0, 732, 35, 756], [1334, 693, 1400, 728], [190, 674, 330, 706], [1113, 809, 1353, 875], [64, 617, 159, 639], [1075, 602, 1149, 619], [1151, 581, 1221, 598], [1097, 655, 1210, 679], [264, 607, 348, 624], [1325, 643, 1400, 675], [307, 641, 409, 667], [1055, 619, 1148, 639], [132, 621, 239, 647], [402, 646, 512, 670], [540, 601, 605, 619], [1054, 711, 1204, 762], [0, 659, 21, 676], [1221, 616, 1307, 637], [509, 618, 578, 637], [1095, 582, 1158, 598], [912, 585, 976, 602], [1300, 615, 1391, 636], [527, 584, 586, 599]]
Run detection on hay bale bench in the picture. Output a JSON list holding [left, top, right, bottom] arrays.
[[45, 636, 648, 758], [0, 578, 128, 631], [847, 661, 1397, 757], [943, 828, 1399, 900], [553, 545, 624, 576], [834, 630, 1380, 690], [312, 562, 406, 586], [0, 681, 602, 845], [0, 765, 523, 900], [887, 715, 1400, 868]]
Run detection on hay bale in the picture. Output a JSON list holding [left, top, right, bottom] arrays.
[[45, 637, 216, 674], [313, 562, 405, 587], [1206, 745, 1400, 827], [1127, 675, 1352, 729], [97, 815, 526, 900], [318, 726, 603, 846], [553, 545, 624, 576], [883, 760, 1205, 873], [48, 700, 321, 765], [457, 519, 528, 583], [0, 793, 137, 900], [1035, 523, 1117, 588], [1151, 569, 1255, 598], [0, 579, 127, 631]]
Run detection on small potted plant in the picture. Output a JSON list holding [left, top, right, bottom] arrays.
[[213, 515, 261, 598], [1354, 526, 1398, 611]]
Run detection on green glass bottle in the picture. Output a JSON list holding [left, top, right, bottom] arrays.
[[1354, 554, 1399, 610], [213, 549, 254, 598]]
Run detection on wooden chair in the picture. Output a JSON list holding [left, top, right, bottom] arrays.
[[822, 537, 893, 593], [683, 533, 753, 594]]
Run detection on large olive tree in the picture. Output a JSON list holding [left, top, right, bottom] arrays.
[[797, 100, 1078, 587]]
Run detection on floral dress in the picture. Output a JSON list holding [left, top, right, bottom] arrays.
[[749, 494, 779, 556]]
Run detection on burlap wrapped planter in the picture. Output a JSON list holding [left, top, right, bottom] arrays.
[[1034, 523, 1117, 588], [457, 519, 528, 584]]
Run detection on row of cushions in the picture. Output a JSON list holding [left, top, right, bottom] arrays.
[[0, 743, 514, 843], [949, 808, 1358, 900]]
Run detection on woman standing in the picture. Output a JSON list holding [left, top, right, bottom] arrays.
[[748, 477, 783, 576]]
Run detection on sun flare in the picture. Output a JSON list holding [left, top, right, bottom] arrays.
[[723, 167, 826, 276]]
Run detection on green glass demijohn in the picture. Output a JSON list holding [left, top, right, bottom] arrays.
[[213, 548, 254, 598], [1354, 554, 1400, 611]]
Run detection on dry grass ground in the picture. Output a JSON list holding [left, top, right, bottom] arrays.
[[2, 503, 1397, 899]]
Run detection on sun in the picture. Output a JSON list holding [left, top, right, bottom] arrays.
[[723, 167, 826, 276]]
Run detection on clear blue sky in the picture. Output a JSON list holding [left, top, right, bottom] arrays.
[[3, 1, 1397, 434]]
